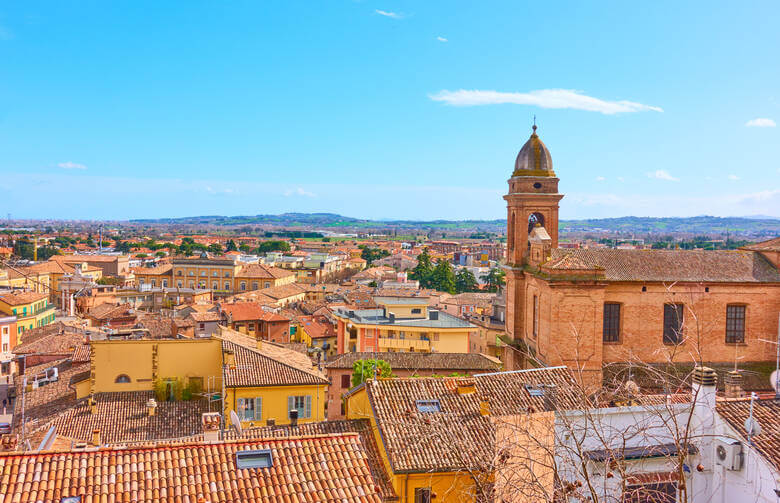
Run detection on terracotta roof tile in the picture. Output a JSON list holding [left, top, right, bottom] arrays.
[[0, 291, 47, 305], [13, 322, 86, 356], [716, 397, 780, 472], [237, 263, 296, 280], [546, 248, 780, 282], [0, 433, 384, 502]]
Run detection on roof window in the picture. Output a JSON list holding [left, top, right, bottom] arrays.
[[525, 384, 546, 397], [415, 399, 442, 413], [236, 449, 273, 469]]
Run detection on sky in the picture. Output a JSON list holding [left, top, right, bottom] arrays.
[[1, 1, 779, 221]]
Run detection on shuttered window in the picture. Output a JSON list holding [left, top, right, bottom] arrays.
[[663, 304, 684, 344], [603, 303, 621, 342], [288, 395, 312, 419], [237, 397, 262, 421], [726, 305, 746, 343]]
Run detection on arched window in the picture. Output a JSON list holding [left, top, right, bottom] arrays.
[[115, 374, 131, 383], [508, 212, 516, 253], [528, 212, 545, 234], [176, 270, 183, 276]]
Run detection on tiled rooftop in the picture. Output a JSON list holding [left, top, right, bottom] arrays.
[[326, 352, 501, 372], [13, 322, 87, 356], [359, 367, 584, 473], [545, 248, 780, 282], [224, 419, 396, 501], [0, 291, 48, 306], [716, 397, 780, 472], [0, 433, 384, 502], [334, 307, 475, 329]]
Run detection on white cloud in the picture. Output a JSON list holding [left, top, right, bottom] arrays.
[[745, 118, 776, 128], [429, 89, 663, 114], [58, 161, 87, 170], [646, 170, 678, 181], [728, 174, 740, 180], [436, 36, 448, 42], [375, 9, 402, 19], [595, 176, 606, 182], [284, 187, 316, 197]]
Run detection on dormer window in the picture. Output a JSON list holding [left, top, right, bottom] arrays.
[[525, 384, 545, 397], [236, 449, 273, 469], [415, 399, 441, 413]]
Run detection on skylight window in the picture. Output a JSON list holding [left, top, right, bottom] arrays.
[[236, 449, 273, 469], [525, 384, 545, 397], [415, 399, 442, 413]]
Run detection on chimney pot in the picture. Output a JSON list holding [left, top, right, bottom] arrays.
[[146, 398, 157, 416], [289, 409, 299, 427], [724, 370, 744, 399], [692, 366, 718, 387]]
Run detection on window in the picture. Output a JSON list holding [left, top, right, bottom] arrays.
[[240, 282, 247, 291], [414, 488, 432, 503], [188, 271, 194, 276], [200, 271, 206, 276], [189, 281, 195, 288], [415, 399, 441, 413], [524, 384, 545, 397], [341, 374, 351, 389], [289, 395, 312, 418], [603, 303, 621, 342], [115, 374, 131, 383], [411, 308, 421, 314], [532, 295, 539, 338], [236, 449, 273, 469], [248, 323, 255, 331], [726, 305, 746, 343], [663, 304, 684, 344], [622, 481, 676, 503], [237, 397, 262, 420], [225, 282, 231, 290], [212, 271, 218, 277], [162, 280, 168, 287], [213, 282, 218, 290], [264, 282, 271, 288], [177, 281, 183, 288], [224, 272, 231, 278], [151, 280, 156, 287], [176, 270, 183, 276], [252, 282, 258, 290]]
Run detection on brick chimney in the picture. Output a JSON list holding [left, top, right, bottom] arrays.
[[455, 378, 476, 395], [724, 371, 744, 399], [201, 412, 221, 442], [223, 349, 236, 368], [146, 398, 157, 417], [479, 397, 490, 417], [91, 429, 101, 446], [89, 396, 97, 415]]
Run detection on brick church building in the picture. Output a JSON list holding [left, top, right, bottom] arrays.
[[504, 125, 780, 388]]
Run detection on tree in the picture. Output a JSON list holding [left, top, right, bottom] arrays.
[[352, 359, 392, 388], [455, 268, 479, 293], [207, 243, 223, 255], [360, 246, 390, 267], [225, 239, 238, 252], [36, 246, 61, 260], [239, 243, 251, 253], [431, 260, 457, 294], [114, 240, 132, 254], [481, 267, 506, 292], [410, 249, 434, 288], [12, 239, 35, 260], [256, 240, 291, 254]]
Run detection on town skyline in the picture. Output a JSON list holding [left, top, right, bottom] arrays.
[[1, 1, 779, 220]]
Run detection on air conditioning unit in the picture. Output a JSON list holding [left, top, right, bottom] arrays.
[[714, 437, 744, 471]]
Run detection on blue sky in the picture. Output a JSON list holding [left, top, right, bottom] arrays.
[[1, 1, 778, 221]]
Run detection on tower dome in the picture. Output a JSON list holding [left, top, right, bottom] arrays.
[[512, 125, 555, 177]]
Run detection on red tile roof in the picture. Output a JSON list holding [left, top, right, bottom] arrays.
[[0, 434, 385, 502], [716, 397, 780, 472], [220, 302, 289, 322], [0, 291, 47, 306], [546, 248, 780, 282], [236, 263, 295, 280]]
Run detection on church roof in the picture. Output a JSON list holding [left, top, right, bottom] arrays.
[[545, 248, 780, 283], [512, 125, 555, 177]]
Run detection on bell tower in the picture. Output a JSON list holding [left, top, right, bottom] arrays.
[[503, 124, 563, 345]]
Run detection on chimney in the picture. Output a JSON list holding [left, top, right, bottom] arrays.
[[691, 366, 719, 472], [201, 412, 221, 442], [724, 371, 744, 399], [289, 408, 299, 427], [223, 349, 236, 368], [266, 418, 276, 427], [388, 312, 395, 323], [146, 398, 157, 417], [456, 378, 476, 395], [89, 396, 97, 415], [479, 397, 490, 416], [91, 429, 101, 446]]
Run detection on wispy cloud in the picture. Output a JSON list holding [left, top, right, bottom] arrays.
[[284, 187, 316, 198], [58, 161, 87, 170], [375, 9, 402, 19], [728, 174, 740, 180], [436, 36, 448, 42], [646, 170, 678, 181], [745, 118, 776, 128], [595, 176, 606, 182], [429, 89, 663, 114], [617, 177, 625, 182]]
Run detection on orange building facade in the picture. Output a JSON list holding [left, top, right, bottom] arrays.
[[504, 126, 780, 388]]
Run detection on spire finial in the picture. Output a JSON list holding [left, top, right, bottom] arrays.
[[532, 115, 537, 134]]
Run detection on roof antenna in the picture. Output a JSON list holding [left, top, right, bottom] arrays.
[[532, 115, 537, 134]]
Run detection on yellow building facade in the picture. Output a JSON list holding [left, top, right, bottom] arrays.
[[0, 292, 56, 343]]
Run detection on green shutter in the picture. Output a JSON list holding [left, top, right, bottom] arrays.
[[255, 397, 262, 420], [304, 396, 312, 419]]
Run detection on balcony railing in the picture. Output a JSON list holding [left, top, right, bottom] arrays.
[[378, 337, 430, 351]]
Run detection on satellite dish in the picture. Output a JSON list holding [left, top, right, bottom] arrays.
[[230, 410, 243, 436], [745, 417, 762, 436], [771, 370, 779, 393]]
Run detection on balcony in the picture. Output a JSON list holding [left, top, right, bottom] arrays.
[[378, 337, 430, 352]]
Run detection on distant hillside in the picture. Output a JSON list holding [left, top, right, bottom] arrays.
[[129, 213, 779, 236]]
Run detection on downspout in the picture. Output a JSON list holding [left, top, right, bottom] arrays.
[[404, 474, 409, 503]]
